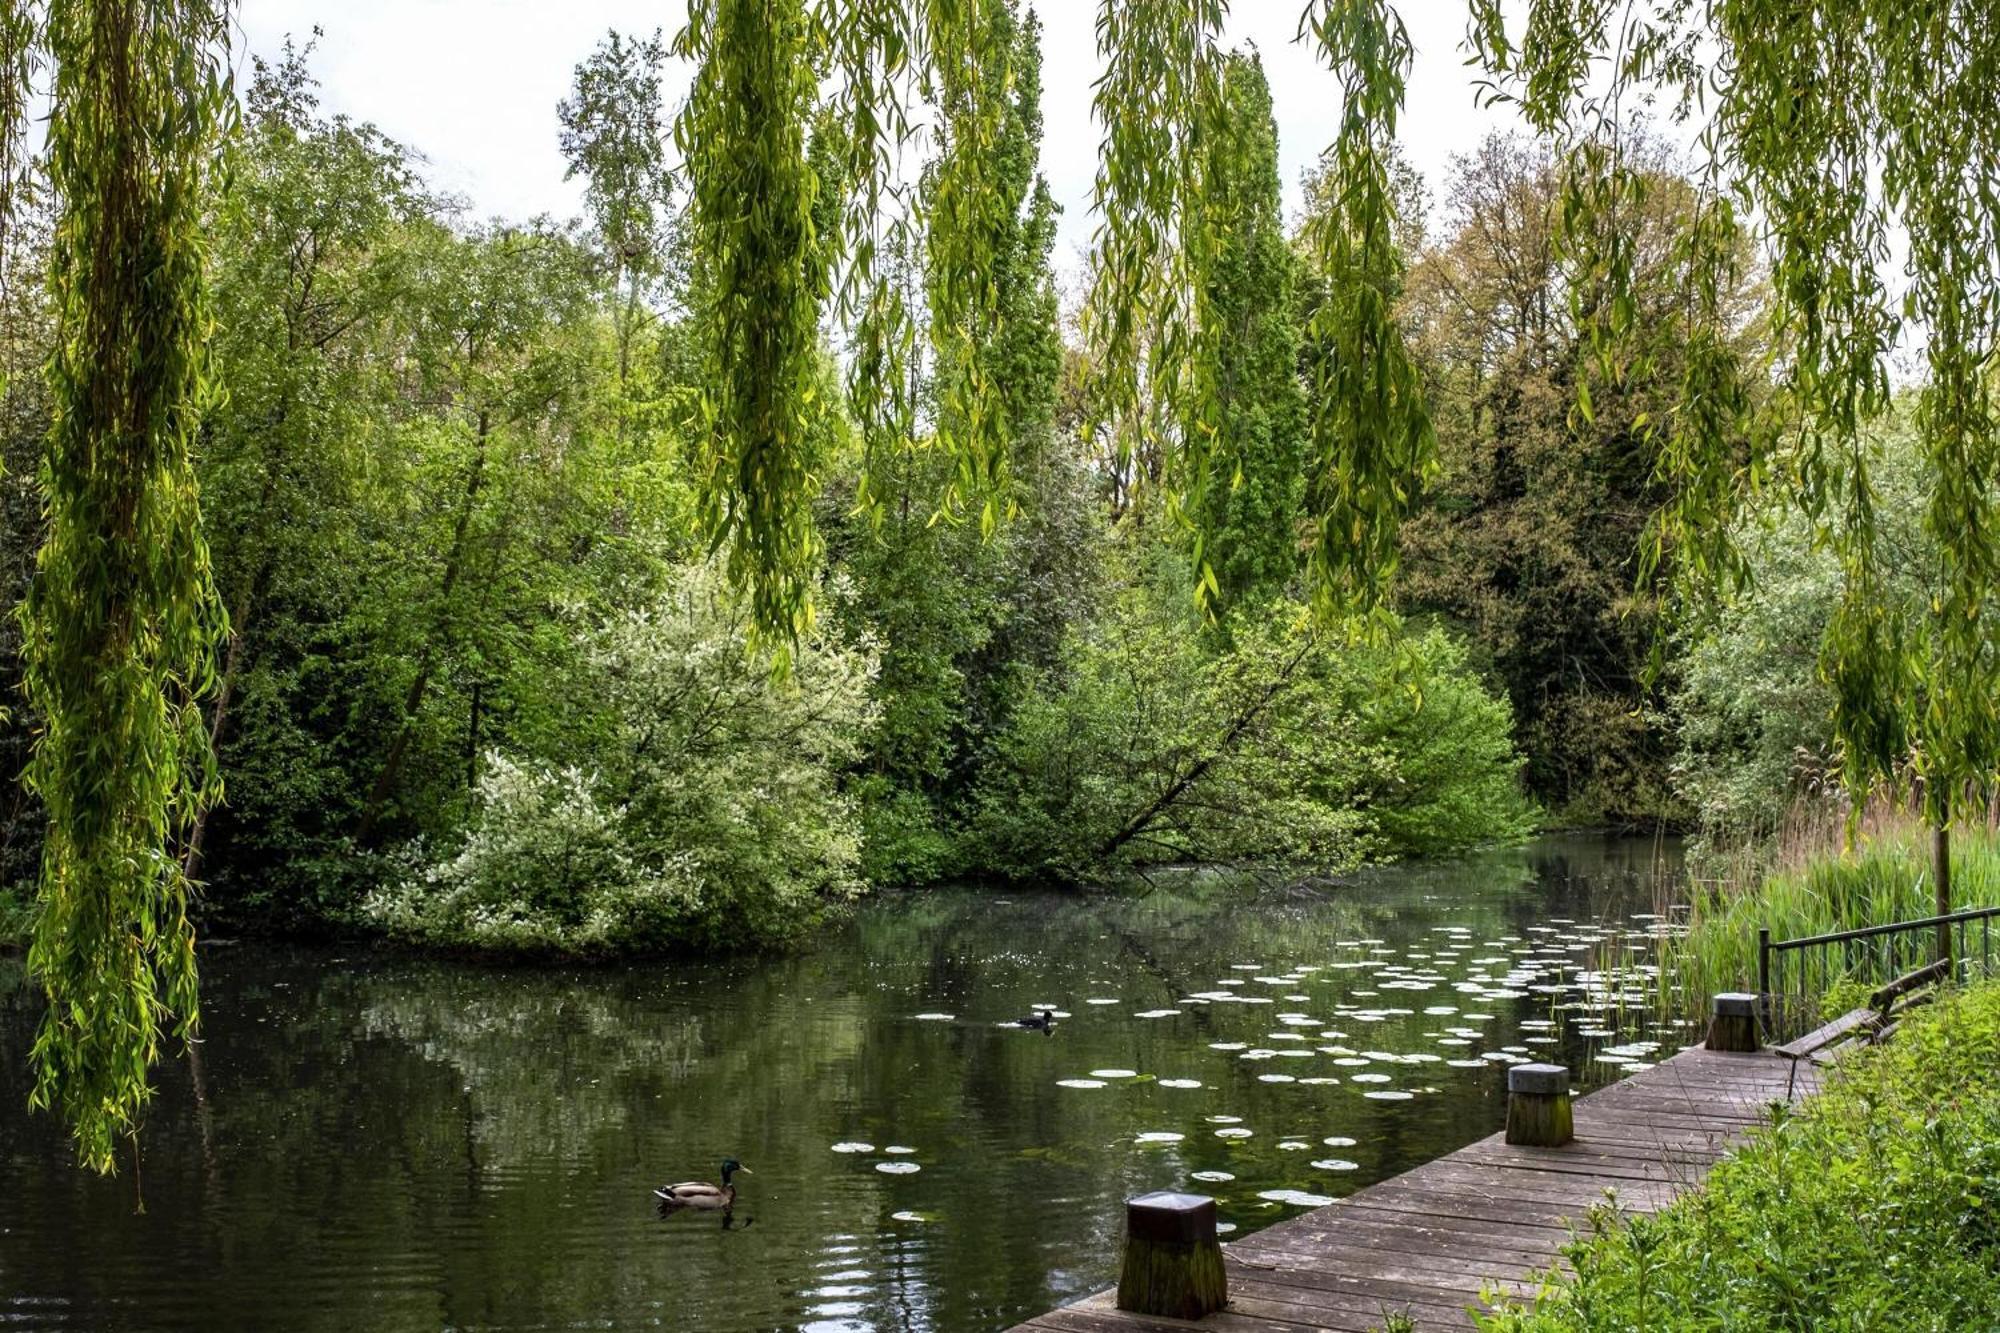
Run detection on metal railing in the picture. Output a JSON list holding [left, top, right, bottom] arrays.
[[1757, 905, 2000, 1039]]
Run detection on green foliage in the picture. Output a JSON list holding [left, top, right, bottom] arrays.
[[1668, 410, 1933, 840], [965, 551, 1532, 883], [1292, 0, 1434, 625], [0, 3, 34, 308], [671, 0, 837, 645], [1479, 979, 2000, 1331], [1083, 0, 1224, 546], [188, 41, 433, 911], [0, 187, 49, 903], [559, 27, 678, 401], [22, 0, 232, 1172], [834, 1, 1090, 884], [366, 562, 877, 954], [1471, 1, 2000, 832], [558, 29, 673, 299], [1396, 133, 1761, 822], [1081, 2, 1430, 623], [1360, 629, 1539, 857]]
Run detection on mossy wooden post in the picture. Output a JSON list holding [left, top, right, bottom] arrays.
[[1505, 1063, 1573, 1147], [1706, 992, 1761, 1052], [1116, 1191, 1226, 1320]]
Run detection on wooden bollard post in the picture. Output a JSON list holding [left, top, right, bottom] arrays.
[[1705, 991, 1761, 1052], [1505, 1063, 1573, 1147], [1116, 1191, 1226, 1320]]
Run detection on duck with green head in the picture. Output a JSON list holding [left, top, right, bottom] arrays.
[[654, 1158, 750, 1209]]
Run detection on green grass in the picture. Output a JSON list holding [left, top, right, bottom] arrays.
[[1664, 806, 2000, 1006], [1478, 978, 2000, 1331]]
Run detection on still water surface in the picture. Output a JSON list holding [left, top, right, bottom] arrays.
[[0, 835, 1688, 1332]]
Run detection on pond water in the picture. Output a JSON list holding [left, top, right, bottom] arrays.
[[0, 834, 1690, 1333]]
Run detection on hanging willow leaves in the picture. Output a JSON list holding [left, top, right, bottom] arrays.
[[921, 0, 1017, 533], [1085, 2, 1223, 497], [0, 1, 37, 402], [829, 0, 923, 526], [1470, 0, 2000, 825], [22, 0, 231, 1173], [671, 0, 837, 645], [1294, 0, 1433, 625], [675, 0, 1038, 635]]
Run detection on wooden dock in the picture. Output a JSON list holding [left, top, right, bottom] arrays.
[[1009, 1047, 1814, 1333]]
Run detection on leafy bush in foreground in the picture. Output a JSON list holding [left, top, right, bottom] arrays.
[[1480, 979, 2000, 1332]]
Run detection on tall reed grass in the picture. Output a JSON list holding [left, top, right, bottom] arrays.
[[1664, 797, 2000, 1005]]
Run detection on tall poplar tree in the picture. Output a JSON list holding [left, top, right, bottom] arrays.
[[558, 29, 673, 392], [1192, 51, 1306, 615]]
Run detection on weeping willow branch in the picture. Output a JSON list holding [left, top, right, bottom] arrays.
[[22, 0, 231, 1173], [672, 0, 835, 648], [678, 0, 1036, 639], [822, 0, 921, 530], [922, 0, 1017, 534], [1295, 0, 1434, 625], [1085, 0, 1227, 599]]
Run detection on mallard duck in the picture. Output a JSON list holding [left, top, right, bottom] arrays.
[[1014, 1009, 1056, 1033], [654, 1158, 750, 1209]]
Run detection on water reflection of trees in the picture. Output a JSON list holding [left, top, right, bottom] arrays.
[[0, 835, 1685, 1332]]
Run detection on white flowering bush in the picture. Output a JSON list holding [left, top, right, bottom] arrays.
[[366, 563, 878, 954]]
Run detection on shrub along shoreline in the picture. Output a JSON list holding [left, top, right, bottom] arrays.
[[1478, 978, 2000, 1331]]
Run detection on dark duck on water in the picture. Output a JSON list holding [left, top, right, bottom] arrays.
[[1014, 1009, 1056, 1033]]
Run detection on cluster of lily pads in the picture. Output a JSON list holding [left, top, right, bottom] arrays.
[[877, 913, 1688, 1227], [828, 1141, 922, 1176]]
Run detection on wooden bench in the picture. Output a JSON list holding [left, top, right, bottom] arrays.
[[1773, 958, 1950, 1096]]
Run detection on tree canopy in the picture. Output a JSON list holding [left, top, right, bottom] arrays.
[[3, 0, 1999, 1173]]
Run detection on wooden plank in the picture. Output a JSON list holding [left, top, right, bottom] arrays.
[[1235, 1230, 1547, 1286], [1225, 1276, 1483, 1328], [1003, 1047, 1807, 1333], [1234, 1215, 1563, 1267]]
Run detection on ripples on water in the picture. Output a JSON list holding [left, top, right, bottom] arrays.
[[0, 834, 1687, 1332]]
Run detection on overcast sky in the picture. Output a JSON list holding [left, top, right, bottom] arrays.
[[233, 1, 1535, 271]]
